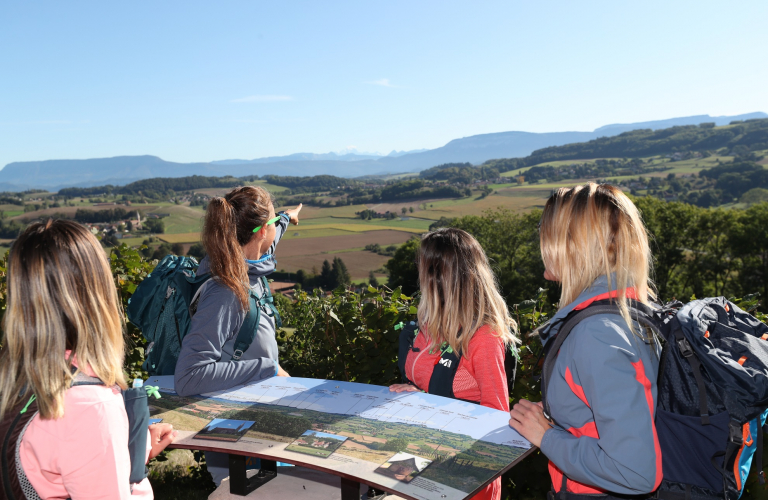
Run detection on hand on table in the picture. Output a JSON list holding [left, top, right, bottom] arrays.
[[277, 365, 291, 377], [148, 423, 178, 460], [508, 399, 552, 448], [388, 383, 421, 393]]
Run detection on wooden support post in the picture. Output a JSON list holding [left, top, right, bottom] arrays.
[[340, 477, 361, 500], [228, 454, 277, 496]]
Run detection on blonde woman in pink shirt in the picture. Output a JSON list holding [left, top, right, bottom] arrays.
[[0, 219, 176, 499]]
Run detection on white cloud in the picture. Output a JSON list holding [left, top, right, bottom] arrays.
[[230, 95, 293, 103], [364, 78, 400, 88]]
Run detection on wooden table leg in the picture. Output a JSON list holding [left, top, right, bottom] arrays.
[[340, 477, 361, 500], [228, 455, 277, 496]]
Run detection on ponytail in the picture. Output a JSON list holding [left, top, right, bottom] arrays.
[[202, 186, 273, 310]]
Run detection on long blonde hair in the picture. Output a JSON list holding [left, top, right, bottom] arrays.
[[416, 228, 518, 354], [0, 219, 127, 420], [539, 183, 655, 329]]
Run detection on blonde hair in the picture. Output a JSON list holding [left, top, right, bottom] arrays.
[[0, 219, 127, 420], [416, 228, 518, 355], [539, 183, 655, 329]]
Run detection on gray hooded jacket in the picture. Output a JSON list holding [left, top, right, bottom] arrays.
[[174, 213, 290, 397], [538, 275, 663, 495]]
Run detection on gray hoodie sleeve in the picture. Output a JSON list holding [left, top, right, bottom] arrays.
[[270, 212, 290, 254], [539, 315, 661, 494], [173, 284, 278, 397]]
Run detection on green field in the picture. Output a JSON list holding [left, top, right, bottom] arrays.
[[500, 154, 736, 180], [12, 150, 760, 284]]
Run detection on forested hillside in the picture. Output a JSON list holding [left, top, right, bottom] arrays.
[[486, 118, 768, 172]]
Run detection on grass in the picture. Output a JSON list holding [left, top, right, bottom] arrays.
[[159, 232, 202, 244], [281, 228, 367, 239], [161, 205, 205, 234], [119, 236, 148, 246], [499, 158, 622, 177], [302, 216, 433, 230], [413, 192, 547, 218], [285, 223, 425, 234], [291, 204, 370, 220]]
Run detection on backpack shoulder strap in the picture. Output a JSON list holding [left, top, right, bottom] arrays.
[[232, 290, 261, 361], [541, 301, 662, 421], [504, 343, 519, 391], [71, 374, 150, 483], [1, 394, 39, 500], [258, 276, 282, 329], [398, 322, 419, 384], [2, 376, 107, 499], [188, 274, 213, 317], [71, 374, 105, 387], [231, 276, 280, 361], [541, 304, 622, 421]]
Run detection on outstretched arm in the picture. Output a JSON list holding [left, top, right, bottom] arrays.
[[270, 203, 302, 254]]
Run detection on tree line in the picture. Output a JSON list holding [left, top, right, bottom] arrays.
[[293, 257, 352, 291], [386, 199, 768, 307]]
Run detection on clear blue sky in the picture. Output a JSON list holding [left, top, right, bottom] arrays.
[[1, 1, 766, 169]]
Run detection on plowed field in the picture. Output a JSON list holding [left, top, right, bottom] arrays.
[[275, 230, 414, 279]]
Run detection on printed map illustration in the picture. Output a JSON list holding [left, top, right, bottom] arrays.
[[146, 376, 531, 500]]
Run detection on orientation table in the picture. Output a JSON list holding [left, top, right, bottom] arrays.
[[148, 376, 533, 500]]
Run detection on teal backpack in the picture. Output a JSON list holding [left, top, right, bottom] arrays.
[[126, 255, 282, 376]]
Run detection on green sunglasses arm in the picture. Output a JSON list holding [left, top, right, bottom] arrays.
[[252, 216, 282, 233]]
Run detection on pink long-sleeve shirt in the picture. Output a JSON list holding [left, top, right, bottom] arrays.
[[19, 362, 153, 499]]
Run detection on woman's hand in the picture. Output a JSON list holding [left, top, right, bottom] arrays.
[[148, 423, 178, 460], [508, 399, 552, 448], [389, 383, 420, 393], [277, 365, 290, 377], [284, 203, 303, 225]]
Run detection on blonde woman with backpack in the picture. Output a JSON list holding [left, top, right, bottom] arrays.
[[509, 183, 662, 499], [0, 219, 176, 499]]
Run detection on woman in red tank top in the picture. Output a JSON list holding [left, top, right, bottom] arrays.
[[389, 228, 519, 500]]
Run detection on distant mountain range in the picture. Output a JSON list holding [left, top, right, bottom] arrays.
[[2, 112, 765, 192], [210, 148, 429, 165]]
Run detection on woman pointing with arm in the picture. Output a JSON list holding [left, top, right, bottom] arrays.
[[173, 185, 301, 484]]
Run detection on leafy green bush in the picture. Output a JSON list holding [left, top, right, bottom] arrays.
[[277, 285, 417, 385], [109, 243, 156, 380]]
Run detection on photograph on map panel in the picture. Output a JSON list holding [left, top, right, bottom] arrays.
[[285, 430, 349, 458], [374, 452, 433, 483], [194, 419, 255, 443]]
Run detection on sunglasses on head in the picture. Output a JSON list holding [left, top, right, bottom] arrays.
[[253, 216, 281, 233]]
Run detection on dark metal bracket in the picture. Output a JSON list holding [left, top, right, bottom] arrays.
[[228, 454, 277, 496], [340, 477, 362, 500]]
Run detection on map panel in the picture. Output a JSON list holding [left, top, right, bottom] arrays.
[[146, 376, 531, 500]]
